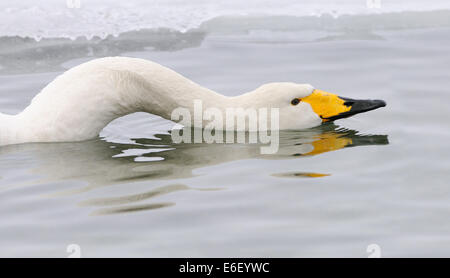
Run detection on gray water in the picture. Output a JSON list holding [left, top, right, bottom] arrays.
[[1, 11, 450, 257]]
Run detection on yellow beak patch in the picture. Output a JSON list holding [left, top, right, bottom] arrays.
[[300, 89, 351, 122]]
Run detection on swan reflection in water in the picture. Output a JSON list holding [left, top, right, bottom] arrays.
[[0, 123, 388, 215]]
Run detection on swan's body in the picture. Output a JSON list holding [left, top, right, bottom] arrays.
[[0, 57, 385, 146]]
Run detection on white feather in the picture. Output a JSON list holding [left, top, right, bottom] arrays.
[[0, 57, 320, 145]]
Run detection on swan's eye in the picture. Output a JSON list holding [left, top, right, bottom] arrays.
[[291, 98, 300, 106]]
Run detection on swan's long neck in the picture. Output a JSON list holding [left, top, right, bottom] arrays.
[[0, 57, 230, 145]]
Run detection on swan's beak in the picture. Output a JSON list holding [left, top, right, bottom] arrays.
[[300, 89, 386, 122]]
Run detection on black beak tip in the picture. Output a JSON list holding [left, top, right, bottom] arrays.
[[374, 99, 387, 108], [359, 99, 387, 112], [324, 98, 387, 121]]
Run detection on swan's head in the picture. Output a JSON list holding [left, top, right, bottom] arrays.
[[252, 83, 386, 129]]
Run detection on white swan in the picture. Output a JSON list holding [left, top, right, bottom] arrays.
[[0, 57, 386, 146]]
